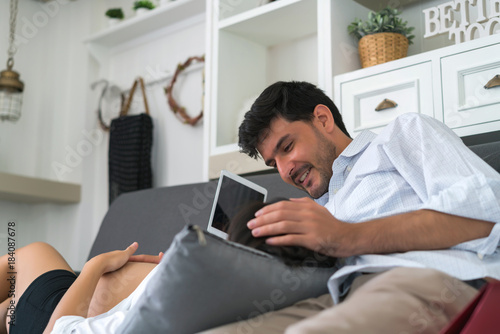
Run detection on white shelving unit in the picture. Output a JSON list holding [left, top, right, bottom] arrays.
[[351, 0, 421, 10], [218, 0, 317, 46], [204, 0, 366, 178], [85, 0, 206, 63]]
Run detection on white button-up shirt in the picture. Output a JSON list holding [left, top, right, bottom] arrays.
[[315, 113, 500, 303]]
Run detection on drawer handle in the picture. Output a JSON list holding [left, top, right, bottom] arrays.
[[375, 98, 398, 111], [484, 75, 500, 89]]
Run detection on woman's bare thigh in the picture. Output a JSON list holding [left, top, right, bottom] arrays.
[[88, 262, 156, 317]]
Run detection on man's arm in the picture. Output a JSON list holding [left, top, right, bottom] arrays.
[[248, 198, 494, 258], [43, 242, 139, 334]]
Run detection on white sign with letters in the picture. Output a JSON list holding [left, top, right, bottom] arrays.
[[423, 0, 500, 44]]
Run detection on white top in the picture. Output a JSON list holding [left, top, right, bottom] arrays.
[[51, 265, 160, 333], [315, 113, 500, 304]]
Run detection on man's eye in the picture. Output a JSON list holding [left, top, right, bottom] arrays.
[[284, 143, 292, 152]]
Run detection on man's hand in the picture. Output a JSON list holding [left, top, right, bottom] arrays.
[[248, 197, 355, 257], [248, 198, 495, 257]]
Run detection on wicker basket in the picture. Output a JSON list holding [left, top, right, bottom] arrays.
[[358, 32, 409, 68]]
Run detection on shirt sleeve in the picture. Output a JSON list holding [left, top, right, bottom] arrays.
[[51, 311, 127, 334], [374, 113, 500, 257]]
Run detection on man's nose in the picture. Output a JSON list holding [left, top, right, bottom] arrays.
[[276, 158, 293, 183]]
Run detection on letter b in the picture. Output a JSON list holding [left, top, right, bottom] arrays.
[[423, 7, 440, 38]]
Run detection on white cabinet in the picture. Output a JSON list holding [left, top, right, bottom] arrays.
[[441, 43, 500, 134], [340, 62, 434, 135], [335, 34, 500, 139]]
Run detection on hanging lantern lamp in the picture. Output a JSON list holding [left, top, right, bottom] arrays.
[[0, 0, 24, 122]]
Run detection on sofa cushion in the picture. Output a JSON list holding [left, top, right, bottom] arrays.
[[117, 225, 336, 334], [468, 141, 500, 173]]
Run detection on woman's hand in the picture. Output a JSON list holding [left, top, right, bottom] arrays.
[[91, 242, 140, 274], [129, 252, 164, 264], [43, 242, 140, 333]]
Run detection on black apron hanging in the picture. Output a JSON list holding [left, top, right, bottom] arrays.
[[107, 77, 153, 204]]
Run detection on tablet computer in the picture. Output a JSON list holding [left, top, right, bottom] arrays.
[[206, 170, 267, 239]]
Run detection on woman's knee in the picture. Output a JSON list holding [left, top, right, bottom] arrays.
[[17, 241, 72, 273], [19, 241, 56, 254]]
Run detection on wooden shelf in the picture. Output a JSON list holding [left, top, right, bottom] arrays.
[[0, 172, 81, 204], [218, 0, 317, 46], [85, 0, 205, 47]]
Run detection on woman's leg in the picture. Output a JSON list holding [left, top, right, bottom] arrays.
[[12, 242, 74, 302], [0, 298, 12, 334], [0, 242, 73, 333]]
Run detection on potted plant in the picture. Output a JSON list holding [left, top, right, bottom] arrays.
[[133, 1, 155, 16], [105, 8, 124, 27], [348, 7, 415, 68]]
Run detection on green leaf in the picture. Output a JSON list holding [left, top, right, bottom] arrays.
[[346, 5, 415, 44]]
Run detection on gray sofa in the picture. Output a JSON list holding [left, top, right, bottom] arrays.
[[86, 140, 500, 331], [88, 170, 306, 259], [89, 140, 500, 259]]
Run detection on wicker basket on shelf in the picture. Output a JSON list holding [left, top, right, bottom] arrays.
[[358, 32, 409, 68]]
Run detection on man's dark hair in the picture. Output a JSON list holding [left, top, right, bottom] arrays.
[[238, 81, 350, 159]]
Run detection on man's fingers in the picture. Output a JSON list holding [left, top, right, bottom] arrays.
[[289, 197, 313, 203], [251, 220, 309, 238], [255, 198, 306, 217], [248, 204, 313, 230], [265, 234, 306, 248]]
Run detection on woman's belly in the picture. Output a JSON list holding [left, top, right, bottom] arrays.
[[88, 262, 156, 317]]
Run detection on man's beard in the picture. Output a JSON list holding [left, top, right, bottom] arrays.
[[307, 127, 336, 199]]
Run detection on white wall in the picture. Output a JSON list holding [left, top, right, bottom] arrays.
[[0, 0, 205, 270]]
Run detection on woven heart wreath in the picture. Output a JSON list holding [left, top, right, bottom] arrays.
[[165, 55, 205, 126]]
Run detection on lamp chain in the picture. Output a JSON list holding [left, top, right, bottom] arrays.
[[7, 0, 19, 68]]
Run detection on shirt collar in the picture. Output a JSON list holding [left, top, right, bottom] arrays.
[[315, 130, 376, 206], [339, 130, 377, 158]]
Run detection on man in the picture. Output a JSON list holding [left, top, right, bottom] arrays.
[[205, 81, 500, 333]]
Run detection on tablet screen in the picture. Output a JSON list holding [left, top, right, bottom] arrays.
[[207, 171, 267, 239], [212, 176, 265, 233]]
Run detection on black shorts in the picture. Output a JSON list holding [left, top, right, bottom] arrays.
[[9, 269, 77, 334]]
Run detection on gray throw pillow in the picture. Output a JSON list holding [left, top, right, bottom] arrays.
[[118, 225, 337, 333]]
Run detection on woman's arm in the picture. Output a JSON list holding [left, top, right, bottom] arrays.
[[43, 242, 139, 334]]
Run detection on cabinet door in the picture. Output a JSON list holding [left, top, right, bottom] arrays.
[[441, 43, 500, 132], [340, 62, 434, 136]]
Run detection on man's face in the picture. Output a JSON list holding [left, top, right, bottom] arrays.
[[257, 117, 337, 198]]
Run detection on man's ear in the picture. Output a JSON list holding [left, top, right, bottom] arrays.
[[313, 104, 335, 133]]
